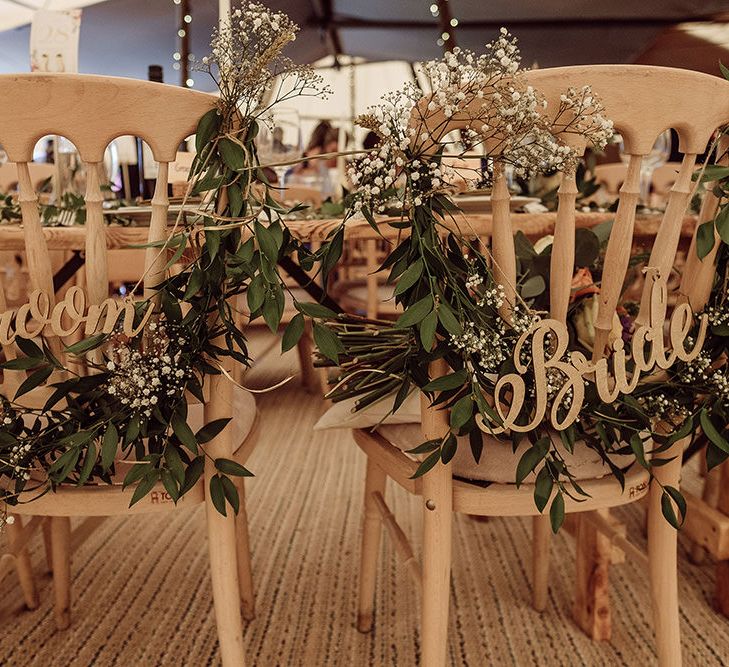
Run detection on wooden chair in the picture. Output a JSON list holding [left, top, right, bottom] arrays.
[[353, 65, 729, 667], [0, 74, 256, 667]]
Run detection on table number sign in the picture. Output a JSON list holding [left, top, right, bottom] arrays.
[[30, 9, 82, 74]]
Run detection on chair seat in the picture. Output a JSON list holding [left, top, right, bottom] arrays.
[[7, 387, 258, 516], [376, 423, 635, 483]]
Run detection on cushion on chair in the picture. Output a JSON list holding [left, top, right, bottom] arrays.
[[376, 423, 635, 483], [314, 391, 421, 430]]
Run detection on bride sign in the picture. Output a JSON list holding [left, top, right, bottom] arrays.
[[487, 270, 708, 432]]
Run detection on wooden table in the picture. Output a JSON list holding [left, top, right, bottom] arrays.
[[0, 211, 699, 251]]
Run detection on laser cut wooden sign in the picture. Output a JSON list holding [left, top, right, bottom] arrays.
[[0, 287, 153, 345], [478, 272, 708, 432]]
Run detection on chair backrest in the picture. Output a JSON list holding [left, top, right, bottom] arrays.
[[412, 64, 729, 430], [0, 73, 215, 396]]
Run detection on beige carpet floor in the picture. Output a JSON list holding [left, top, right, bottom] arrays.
[[1, 331, 729, 666]]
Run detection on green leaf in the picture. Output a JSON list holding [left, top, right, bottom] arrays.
[[296, 302, 338, 319], [205, 229, 221, 260], [282, 313, 305, 352], [129, 471, 159, 507], [15, 337, 43, 359], [574, 228, 600, 267], [664, 485, 686, 527], [183, 266, 204, 301], [221, 475, 240, 514], [394, 259, 423, 296], [422, 369, 467, 392], [195, 108, 220, 153], [209, 474, 227, 516], [660, 489, 682, 529], [707, 441, 729, 470], [161, 469, 180, 502], [172, 412, 198, 453], [405, 439, 441, 455], [450, 395, 473, 431], [14, 365, 52, 399], [1, 357, 44, 370], [521, 275, 546, 299], [262, 285, 285, 333], [437, 302, 462, 335], [419, 310, 438, 350], [49, 447, 81, 481], [395, 294, 433, 328], [101, 423, 118, 471], [195, 418, 232, 444], [468, 429, 483, 463], [515, 437, 550, 486], [179, 456, 205, 496], [721, 61, 729, 82], [214, 458, 253, 477], [228, 183, 244, 218], [410, 448, 441, 479], [629, 433, 650, 469], [313, 322, 344, 364], [715, 205, 729, 245], [65, 333, 107, 356], [696, 165, 729, 182], [700, 408, 729, 453], [218, 137, 246, 172], [534, 466, 554, 513], [549, 491, 565, 533], [254, 219, 280, 263], [165, 446, 186, 486], [122, 462, 149, 488], [696, 219, 716, 260], [440, 433, 457, 464], [77, 442, 97, 486], [125, 415, 140, 444], [247, 273, 266, 313]]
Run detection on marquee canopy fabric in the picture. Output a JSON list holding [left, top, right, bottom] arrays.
[[0, 0, 727, 90]]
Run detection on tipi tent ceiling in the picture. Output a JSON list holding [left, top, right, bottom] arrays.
[[0, 0, 727, 91]]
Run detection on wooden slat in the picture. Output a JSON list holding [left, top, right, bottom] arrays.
[[145, 162, 170, 301], [490, 162, 516, 322], [550, 171, 578, 322], [682, 490, 729, 560], [635, 152, 697, 327], [592, 154, 641, 359], [83, 162, 108, 307]]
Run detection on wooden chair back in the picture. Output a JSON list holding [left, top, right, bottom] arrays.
[[413, 64, 729, 425], [0, 73, 214, 396]]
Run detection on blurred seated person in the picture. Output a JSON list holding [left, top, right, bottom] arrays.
[[294, 120, 339, 178]]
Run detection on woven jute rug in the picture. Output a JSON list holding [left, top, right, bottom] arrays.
[[1, 337, 728, 666]]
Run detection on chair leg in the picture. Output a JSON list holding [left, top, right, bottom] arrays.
[[648, 455, 682, 667], [234, 477, 255, 621], [421, 464, 453, 667], [206, 482, 246, 666], [532, 514, 551, 612], [50, 516, 71, 630], [572, 511, 612, 641], [42, 518, 53, 574], [357, 458, 387, 633], [6, 515, 39, 610]]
